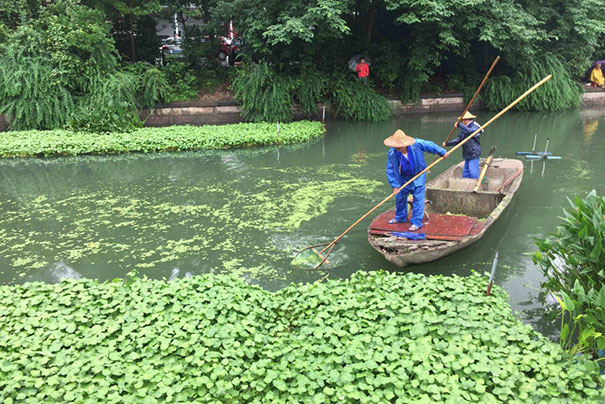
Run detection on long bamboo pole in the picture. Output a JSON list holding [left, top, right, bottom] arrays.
[[473, 146, 496, 192], [429, 56, 500, 165], [312, 75, 552, 262]]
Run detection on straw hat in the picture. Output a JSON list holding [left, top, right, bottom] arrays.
[[459, 111, 476, 120], [384, 129, 416, 148]]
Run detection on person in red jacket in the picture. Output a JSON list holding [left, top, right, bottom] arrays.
[[355, 58, 369, 83]]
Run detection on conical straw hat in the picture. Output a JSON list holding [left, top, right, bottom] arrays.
[[384, 129, 416, 148], [459, 111, 476, 120]]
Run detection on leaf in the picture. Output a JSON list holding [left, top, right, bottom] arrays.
[[597, 286, 605, 310], [560, 323, 570, 342], [560, 291, 575, 312], [590, 237, 602, 260]]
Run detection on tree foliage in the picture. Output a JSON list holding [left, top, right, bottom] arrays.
[[0, 0, 118, 130], [215, 0, 604, 107], [0, 0, 169, 132]]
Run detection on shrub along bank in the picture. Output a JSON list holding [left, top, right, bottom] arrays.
[[533, 190, 605, 358], [0, 271, 603, 403], [0, 121, 324, 158]]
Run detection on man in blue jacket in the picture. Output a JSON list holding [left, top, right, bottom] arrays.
[[385, 129, 448, 231], [443, 111, 483, 178]]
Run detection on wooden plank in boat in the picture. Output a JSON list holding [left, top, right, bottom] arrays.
[[369, 210, 478, 240]]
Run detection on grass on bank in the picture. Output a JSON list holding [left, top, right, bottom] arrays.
[[0, 121, 325, 158], [0, 271, 603, 403]]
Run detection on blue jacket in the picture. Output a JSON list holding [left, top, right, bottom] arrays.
[[386, 139, 447, 188], [446, 120, 482, 160]]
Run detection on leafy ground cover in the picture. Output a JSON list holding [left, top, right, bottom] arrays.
[[0, 121, 324, 157], [1, 271, 603, 403]]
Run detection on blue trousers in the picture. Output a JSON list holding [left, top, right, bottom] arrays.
[[394, 184, 425, 228], [463, 158, 480, 179]]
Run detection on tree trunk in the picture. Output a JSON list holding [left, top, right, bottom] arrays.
[[364, 0, 379, 48], [129, 0, 136, 62]]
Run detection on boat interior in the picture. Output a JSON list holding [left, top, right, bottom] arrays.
[[426, 162, 520, 218]]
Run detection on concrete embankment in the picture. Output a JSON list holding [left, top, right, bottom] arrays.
[[139, 91, 605, 127]]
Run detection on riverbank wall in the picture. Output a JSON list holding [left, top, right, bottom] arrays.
[[139, 94, 474, 127], [140, 90, 605, 127], [1, 91, 604, 131]]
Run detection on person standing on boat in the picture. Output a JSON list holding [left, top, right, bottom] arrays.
[[443, 111, 483, 179], [385, 130, 448, 231]]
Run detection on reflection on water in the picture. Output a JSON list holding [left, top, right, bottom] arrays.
[[0, 109, 604, 336], [22, 261, 82, 284]]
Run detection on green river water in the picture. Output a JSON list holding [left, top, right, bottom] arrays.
[[1, 108, 604, 337]]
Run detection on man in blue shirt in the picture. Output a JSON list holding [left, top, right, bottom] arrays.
[[385, 129, 448, 231], [443, 111, 483, 178]]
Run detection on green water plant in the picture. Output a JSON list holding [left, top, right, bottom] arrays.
[[0, 271, 602, 403], [0, 121, 324, 157], [533, 190, 605, 358]]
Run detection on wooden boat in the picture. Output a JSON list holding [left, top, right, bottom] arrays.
[[368, 158, 523, 267]]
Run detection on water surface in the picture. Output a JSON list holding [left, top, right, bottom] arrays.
[[1, 108, 604, 337]]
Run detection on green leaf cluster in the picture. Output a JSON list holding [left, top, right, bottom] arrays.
[[233, 63, 391, 122], [0, 271, 603, 403], [212, 0, 605, 110], [482, 55, 582, 112], [0, 121, 324, 157], [233, 63, 297, 122], [0, 1, 170, 133], [331, 75, 393, 122], [533, 190, 605, 357]]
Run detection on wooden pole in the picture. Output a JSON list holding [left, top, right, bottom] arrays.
[[313, 75, 552, 259], [473, 146, 496, 192], [430, 56, 500, 165]]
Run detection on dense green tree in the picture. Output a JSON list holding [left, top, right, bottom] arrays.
[[83, 0, 161, 62], [0, 1, 45, 42], [523, 0, 605, 76], [211, 0, 352, 69]]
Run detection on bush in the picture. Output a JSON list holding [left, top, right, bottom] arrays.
[[1, 271, 603, 403], [68, 71, 141, 133], [483, 55, 582, 112], [119, 62, 169, 109], [533, 190, 605, 358], [331, 75, 392, 121], [0, 51, 75, 130], [233, 63, 296, 122], [160, 62, 200, 103], [0, 0, 154, 132], [295, 71, 329, 116]]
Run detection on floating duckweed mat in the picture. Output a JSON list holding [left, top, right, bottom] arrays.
[[0, 121, 324, 157], [1, 271, 603, 403], [0, 159, 383, 283]]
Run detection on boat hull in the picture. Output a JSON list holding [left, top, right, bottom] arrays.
[[368, 158, 523, 267]]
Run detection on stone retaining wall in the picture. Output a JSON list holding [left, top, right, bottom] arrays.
[[141, 95, 471, 127], [581, 90, 605, 107]]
